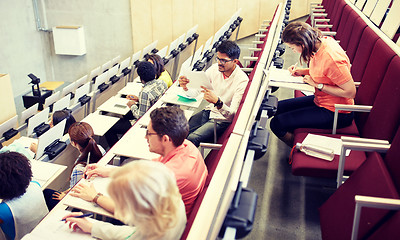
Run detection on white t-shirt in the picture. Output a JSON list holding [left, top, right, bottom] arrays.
[[5, 182, 48, 239]]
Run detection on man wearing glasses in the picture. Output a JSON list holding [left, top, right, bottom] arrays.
[[179, 40, 249, 147]]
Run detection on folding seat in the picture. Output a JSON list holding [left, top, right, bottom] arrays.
[[290, 56, 400, 180], [314, 0, 347, 33], [319, 125, 400, 239], [334, 5, 353, 47], [350, 27, 380, 83], [337, 10, 362, 53], [343, 16, 368, 63]]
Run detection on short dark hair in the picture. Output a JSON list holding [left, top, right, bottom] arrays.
[[216, 40, 241, 60], [150, 106, 189, 147], [0, 151, 32, 200], [281, 21, 322, 63], [137, 61, 156, 83], [52, 109, 76, 135], [145, 54, 165, 79]]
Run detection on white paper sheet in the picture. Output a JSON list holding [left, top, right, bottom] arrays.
[[22, 209, 96, 240], [63, 177, 114, 218], [302, 134, 350, 156], [182, 69, 213, 90], [268, 68, 305, 84]]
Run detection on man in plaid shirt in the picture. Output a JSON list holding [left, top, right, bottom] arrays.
[[105, 61, 167, 147], [127, 61, 167, 119]]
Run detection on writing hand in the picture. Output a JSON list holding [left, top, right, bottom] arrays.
[[178, 76, 190, 91], [288, 63, 302, 76], [70, 182, 97, 202], [201, 86, 218, 104], [63, 212, 93, 233], [29, 142, 38, 153], [85, 164, 113, 179], [126, 95, 139, 101]]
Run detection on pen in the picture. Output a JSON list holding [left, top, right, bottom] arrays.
[[61, 213, 93, 221], [293, 62, 298, 72]]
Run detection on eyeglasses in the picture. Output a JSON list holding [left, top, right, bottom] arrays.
[[216, 57, 234, 64], [145, 129, 158, 137]]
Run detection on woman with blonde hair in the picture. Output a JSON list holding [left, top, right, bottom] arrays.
[[63, 160, 187, 240]]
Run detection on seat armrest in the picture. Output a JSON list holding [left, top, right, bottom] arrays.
[[354, 82, 361, 87], [249, 47, 262, 52], [199, 143, 223, 157], [312, 8, 326, 12], [243, 56, 258, 61], [313, 13, 328, 17], [316, 24, 333, 29], [352, 196, 400, 240], [321, 31, 337, 36], [341, 136, 389, 145], [332, 104, 372, 134], [315, 18, 331, 23], [241, 68, 253, 73], [255, 34, 266, 38], [336, 138, 390, 188]]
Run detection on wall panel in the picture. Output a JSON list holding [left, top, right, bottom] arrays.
[[151, 0, 173, 50], [131, 0, 152, 52]]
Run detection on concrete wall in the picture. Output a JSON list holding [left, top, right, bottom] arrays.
[[0, 0, 133, 97]]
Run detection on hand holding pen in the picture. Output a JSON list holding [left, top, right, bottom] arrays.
[[62, 212, 94, 233], [288, 62, 299, 76]]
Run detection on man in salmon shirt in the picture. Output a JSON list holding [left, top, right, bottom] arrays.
[[71, 106, 208, 217], [270, 21, 356, 146]]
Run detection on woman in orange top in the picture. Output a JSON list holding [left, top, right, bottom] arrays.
[[270, 22, 356, 146]]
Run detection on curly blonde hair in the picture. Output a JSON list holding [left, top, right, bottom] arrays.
[[108, 160, 182, 240]]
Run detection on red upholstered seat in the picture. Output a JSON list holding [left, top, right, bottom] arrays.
[[319, 125, 400, 239], [344, 16, 367, 62], [350, 27, 380, 83], [319, 152, 400, 239]]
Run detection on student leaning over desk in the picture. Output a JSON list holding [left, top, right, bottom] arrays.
[[71, 106, 208, 216], [63, 160, 187, 240], [0, 151, 48, 240], [43, 122, 105, 210], [270, 21, 356, 146]]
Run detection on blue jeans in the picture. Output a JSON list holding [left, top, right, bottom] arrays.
[[270, 96, 354, 138], [187, 110, 230, 147]]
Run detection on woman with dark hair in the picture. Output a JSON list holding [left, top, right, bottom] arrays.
[[29, 109, 76, 153], [43, 122, 105, 210], [146, 53, 173, 87], [68, 122, 105, 187], [51, 109, 76, 134], [270, 21, 356, 146], [0, 151, 48, 239]]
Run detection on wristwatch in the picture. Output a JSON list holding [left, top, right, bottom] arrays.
[[317, 83, 324, 91], [214, 98, 223, 109], [93, 192, 103, 204]]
